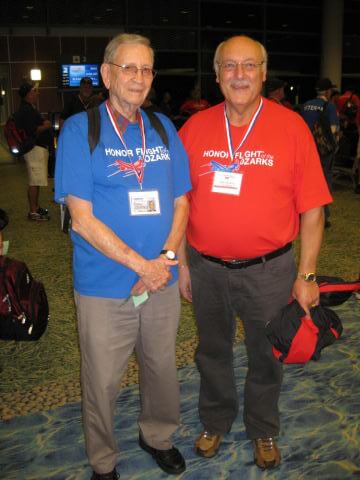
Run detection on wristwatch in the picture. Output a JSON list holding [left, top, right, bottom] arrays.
[[298, 272, 317, 282], [160, 249, 176, 260]]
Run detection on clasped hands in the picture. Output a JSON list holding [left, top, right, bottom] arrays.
[[131, 256, 178, 296]]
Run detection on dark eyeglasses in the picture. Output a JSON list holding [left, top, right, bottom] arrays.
[[108, 62, 157, 78]]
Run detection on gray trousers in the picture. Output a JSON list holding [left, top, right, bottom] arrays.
[[189, 247, 296, 439], [75, 282, 181, 474]]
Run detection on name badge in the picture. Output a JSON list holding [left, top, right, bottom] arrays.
[[129, 190, 161, 215], [212, 171, 243, 196]]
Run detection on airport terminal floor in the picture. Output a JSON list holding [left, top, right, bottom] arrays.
[[0, 149, 360, 479]]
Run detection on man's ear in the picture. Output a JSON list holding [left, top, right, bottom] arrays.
[[100, 63, 110, 89]]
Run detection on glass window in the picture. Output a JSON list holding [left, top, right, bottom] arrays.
[[266, 5, 321, 33], [265, 33, 321, 55], [267, 54, 320, 75], [201, 2, 264, 30], [155, 51, 198, 71], [343, 8, 360, 35], [128, 0, 197, 27]]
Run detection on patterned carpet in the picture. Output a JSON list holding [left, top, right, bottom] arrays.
[[1, 297, 360, 480], [1, 142, 360, 479]]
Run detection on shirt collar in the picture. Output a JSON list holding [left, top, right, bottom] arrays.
[[107, 102, 141, 135]]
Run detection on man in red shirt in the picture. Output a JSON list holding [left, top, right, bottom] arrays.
[[178, 36, 331, 470], [336, 89, 360, 128]]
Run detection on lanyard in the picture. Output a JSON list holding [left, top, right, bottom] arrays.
[[224, 97, 263, 162], [105, 100, 146, 188]]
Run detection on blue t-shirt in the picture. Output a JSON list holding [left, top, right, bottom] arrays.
[[55, 103, 191, 298], [301, 97, 339, 130]]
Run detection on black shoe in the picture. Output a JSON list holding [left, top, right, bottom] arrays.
[[28, 211, 50, 222], [139, 435, 186, 475], [90, 468, 119, 479], [37, 207, 49, 216], [355, 184, 360, 194]]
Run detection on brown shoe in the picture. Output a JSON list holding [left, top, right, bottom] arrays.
[[253, 437, 281, 469], [195, 431, 222, 458]]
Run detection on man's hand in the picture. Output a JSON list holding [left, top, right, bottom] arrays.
[[139, 256, 177, 293], [291, 278, 320, 316], [178, 265, 192, 302]]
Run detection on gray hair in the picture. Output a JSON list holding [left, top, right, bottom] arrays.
[[103, 33, 154, 64], [213, 36, 268, 75]]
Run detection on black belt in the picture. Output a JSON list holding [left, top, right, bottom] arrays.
[[200, 242, 292, 269]]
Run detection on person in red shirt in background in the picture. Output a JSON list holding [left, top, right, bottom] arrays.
[[180, 83, 211, 117], [336, 89, 360, 128], [178, 35, 331, 471], [335, 88, 360, 192]]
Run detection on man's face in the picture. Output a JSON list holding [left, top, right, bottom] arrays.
[[79, 81, 93, 99], [26, 88, 38, 105], [101, 43, 154, 112], [216, 37, 266, 111]]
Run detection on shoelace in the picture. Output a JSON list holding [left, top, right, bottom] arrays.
[[258, 437, 275, 452]]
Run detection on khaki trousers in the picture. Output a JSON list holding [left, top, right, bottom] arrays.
[[75, 282, 181, 474], [24, 145, 49, 186]]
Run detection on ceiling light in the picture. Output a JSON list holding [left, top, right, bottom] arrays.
[[30, 69, 41, 81]]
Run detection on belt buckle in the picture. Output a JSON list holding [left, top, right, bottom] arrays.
[[228, 258, 247, 267]]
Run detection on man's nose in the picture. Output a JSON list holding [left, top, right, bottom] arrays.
[[234, 63, 246, 76]]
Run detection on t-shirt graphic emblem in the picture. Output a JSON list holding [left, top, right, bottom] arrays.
[[108, 158, 145, 184], [200, 160, 240, 176]]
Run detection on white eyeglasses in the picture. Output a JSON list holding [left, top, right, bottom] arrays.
[[108, 62, 157, 78], [218, 61, 265, 73]]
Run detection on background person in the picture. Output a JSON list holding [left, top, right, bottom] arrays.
[[265, 77, 293, 109], [55, 33, 190, 480], [178, 35, 331, 471], [302, 78, 340, 228], [60, 77, 96, 126], [16, 82, 53, 221]]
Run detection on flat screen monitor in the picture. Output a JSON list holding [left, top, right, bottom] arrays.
[[60, 64, 100, 88]]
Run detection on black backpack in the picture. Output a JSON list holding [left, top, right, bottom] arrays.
[[0, 256, 49, 341], [87, 105, 169, 153], [4, 114, 34, 157], [311, 101, 338, 157], [61, 106, 169, 233]]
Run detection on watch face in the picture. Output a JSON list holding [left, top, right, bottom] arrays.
[[166, 250, 176, 260], [305, 273, 316, 282]]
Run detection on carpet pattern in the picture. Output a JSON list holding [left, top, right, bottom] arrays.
[[1, 145, 360, 479], [1, 297, 359, 480]]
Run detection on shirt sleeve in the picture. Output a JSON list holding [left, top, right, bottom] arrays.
[[54, 113, 94, 204]]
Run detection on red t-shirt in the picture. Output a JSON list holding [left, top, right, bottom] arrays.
[[336, 91, 360, 127], [180, 98, 211, 115], [179, 98, 332, 259]]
